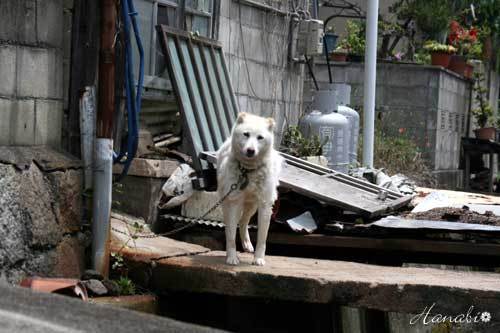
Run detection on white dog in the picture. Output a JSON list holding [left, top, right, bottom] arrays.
[[217, 112, 283, 266]]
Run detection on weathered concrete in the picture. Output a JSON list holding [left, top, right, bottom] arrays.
[[152, 251, 500, 322], [219, 1, 305, 139], [306, 62, 472, 188], [0, 0, 65, 147], [0, 284, 223, 332], [0, 146, 84, 283]]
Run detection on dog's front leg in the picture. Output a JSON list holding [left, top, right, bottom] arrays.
[[224, 201, 242, 265], [253, 203, 272, 266]]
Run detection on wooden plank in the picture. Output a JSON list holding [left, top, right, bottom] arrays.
[[280, 163, 396, 216], [264, 232, 500, 257], [200, 151, 410, 217], [152, 251, 500, 320]]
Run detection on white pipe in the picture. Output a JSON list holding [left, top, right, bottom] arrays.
[[91, 138, 113, 276], [362, 0, 379, 168]]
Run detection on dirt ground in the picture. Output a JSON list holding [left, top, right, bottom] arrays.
[[406, 207, 500, 226]]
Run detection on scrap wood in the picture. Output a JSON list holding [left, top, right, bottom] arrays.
[[155, 136, 181, 147], [412, 187, 500, 207]]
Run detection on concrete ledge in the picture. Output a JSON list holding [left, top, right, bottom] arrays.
[[112, 158, 180, 178], [90, 295, 158, 314], [151, 251, 500, 318]]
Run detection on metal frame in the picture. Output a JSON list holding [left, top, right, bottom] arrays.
[[157, 24, 238, 169]]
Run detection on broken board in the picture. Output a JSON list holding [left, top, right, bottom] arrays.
[[200, 151, 411, 217]]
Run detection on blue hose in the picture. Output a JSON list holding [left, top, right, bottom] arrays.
[[114, 0, 144, 180]]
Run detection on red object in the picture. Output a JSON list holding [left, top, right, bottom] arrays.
[[20, 277, 89, 301], [475, 127, 497, 141], [448, 55, 467, 76], [331, 53, 347, 62], [464, 63, 474, 79], [430, 52, 452, 68]]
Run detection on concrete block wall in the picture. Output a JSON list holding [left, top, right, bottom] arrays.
[[218, 1, 306, 140], [305, 62, 471, 188], [0, 0, 66, 147]]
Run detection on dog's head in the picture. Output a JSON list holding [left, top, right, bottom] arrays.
[[231, 112, 275, 162]]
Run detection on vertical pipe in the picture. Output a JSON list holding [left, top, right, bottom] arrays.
[[92, 0, 116, 278], [362, 0, 379, 168]]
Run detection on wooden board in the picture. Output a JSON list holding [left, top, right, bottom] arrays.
[[200, 151, 411, 217]]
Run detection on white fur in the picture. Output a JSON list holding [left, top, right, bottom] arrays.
[[217, 113, 283, 266]]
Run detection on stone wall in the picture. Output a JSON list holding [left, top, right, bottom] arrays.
[[305, 62, 472, 188], [0, 147, 85, 283], [218, 1, 306, 139], [0, 0, 67, 147]]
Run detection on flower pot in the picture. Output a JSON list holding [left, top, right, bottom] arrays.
[[430, 52, 452, 67], [464, 63, 474, 79], [448, 55, 467, 76], [331, 53, 347, 62], [323, 33, 338, 55], [474, 127, 496, 141], [348, 54, 364, 62]]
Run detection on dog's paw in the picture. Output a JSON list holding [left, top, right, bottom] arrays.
[[226, 252, 240, 265], [252, 257, 265, 266], [242, 240, 254, 253]]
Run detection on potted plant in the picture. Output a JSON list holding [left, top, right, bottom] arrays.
[[343, 20, 365, 62], [281, 126, 327, 166], [331, 45, 348, 62], [448, 20, 478, 76], [423, 41, 457, 67], [471, 72, 495, 140]]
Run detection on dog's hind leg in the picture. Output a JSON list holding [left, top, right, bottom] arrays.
[[253, 203, 272, 266], [239, 201, 257, 253], [223, 201, 243, 265]]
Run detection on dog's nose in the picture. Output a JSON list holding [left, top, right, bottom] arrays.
[[246, 148, 255, 157]]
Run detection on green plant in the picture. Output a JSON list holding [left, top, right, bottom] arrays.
[[337, 20, 365, 56], [115, 277, 136, 296], [280, 125, 326, 157], [333, 46, 348, 54], [471, 72, 493, 128], [423, 41, 457, 53], [414, 51, 431, 64]]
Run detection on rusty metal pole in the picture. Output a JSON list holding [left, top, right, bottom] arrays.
[[92, 0, 117, 278]]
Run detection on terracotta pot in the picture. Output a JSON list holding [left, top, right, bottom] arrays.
[[430, 52, 452, 67], [448, 55, 467, 76], [474, 127, 496, 141], [331, 53, 347, 62], [464, 64, 474, 79]]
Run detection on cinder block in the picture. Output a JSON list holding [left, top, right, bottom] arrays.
[[17, 46, 63, 99], [35, 99, 62, 147], [0, 45, 17, 97], [0, 0, 37, 44], [37, 0, 64, 47], [0, 99, 13, 145], [5, 99, 36, 145]]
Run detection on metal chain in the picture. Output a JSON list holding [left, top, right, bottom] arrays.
[[112, 167, 250, 239]]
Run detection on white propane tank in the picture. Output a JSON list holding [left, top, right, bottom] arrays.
[[299, 110, 350, 173], [337, 105, 359, 164]]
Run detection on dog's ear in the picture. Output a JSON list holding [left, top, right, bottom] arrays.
[[267, 118, 275, 131], [237, 112, 247, 124]]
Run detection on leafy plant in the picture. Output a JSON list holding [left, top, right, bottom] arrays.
[[115, 277, 136, 296], [281, 125, 326, 157], [414, 51, 431, 64], [333, 46, 348, 54], [471, 71, 493, 128], [423, 41, 457, 53], [337, 20, 365, 56]]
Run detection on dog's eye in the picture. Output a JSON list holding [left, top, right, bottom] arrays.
[[257, 135, 264, 140], [243, 132, 250, 138]]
